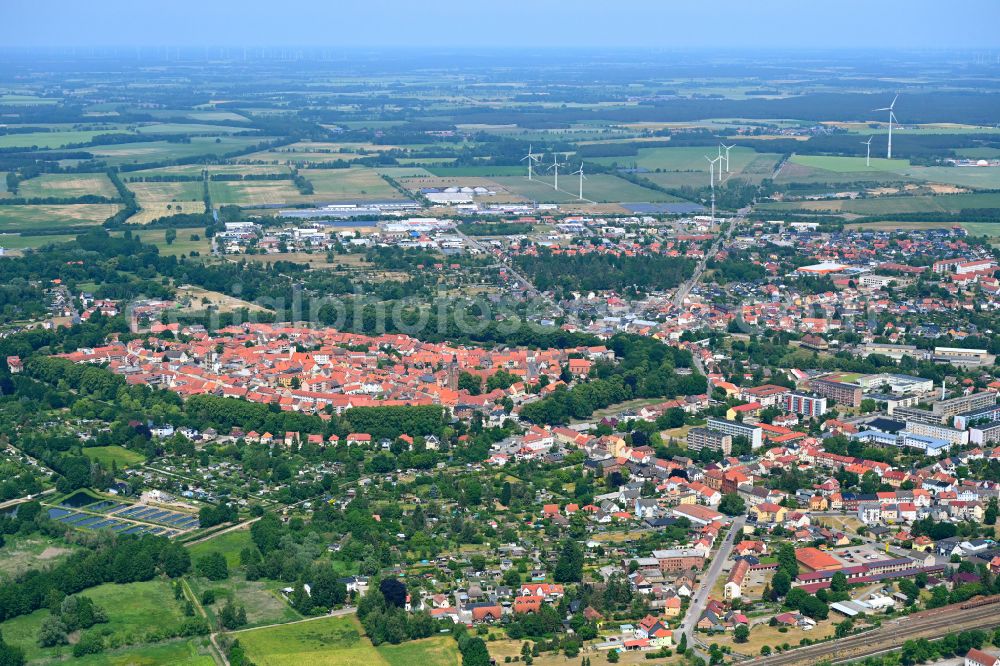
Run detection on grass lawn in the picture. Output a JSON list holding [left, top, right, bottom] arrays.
[[0, 579, 185, 663], [0, 204, 121, 231], [82, 445, 146, 469], [17, 173, 119, 199], [238, 614, 460, 666], [187, 529, 253, 570]]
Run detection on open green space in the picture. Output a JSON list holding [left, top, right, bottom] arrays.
[[187, 529, 253, 570], [0, 233, 76, 250], [238, 614, 460, 666], [0, 579, 187, 663], [0, 534, 77, 578], [69, 638, 216, 666], [123, 228, 211, 257], [82, 445, 146, 469], [188, 574, 302, 628]]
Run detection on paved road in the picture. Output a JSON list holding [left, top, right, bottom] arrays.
[[0, 488, 56, 511], [679, 515, 746, 647], [672, 205, 748, 310]]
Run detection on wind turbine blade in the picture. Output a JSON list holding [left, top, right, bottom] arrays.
[[891, 94, 898, 108]]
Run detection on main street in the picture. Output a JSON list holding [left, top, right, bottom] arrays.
[[679, 514, 746, 647]]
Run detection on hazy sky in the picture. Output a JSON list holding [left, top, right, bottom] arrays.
[[6, 0, 1000, 49]]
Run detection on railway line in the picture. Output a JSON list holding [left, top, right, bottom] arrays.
[[746, 596, 1000, 666]]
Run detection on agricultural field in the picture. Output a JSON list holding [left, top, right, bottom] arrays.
[[760, 191, 1000, 215], [208, 179, 302, 206], [375, 166, 435, 179], [239, 141, 385, 165], [428, 165, 526, 177], [773, 160, 915, 187], [89, 136, 267, 167], [493, 173, 681, 204], [0, 129, 125, 150], [302, 168, 406, 202], [0, 203, 121, 232], [237, 614, 460, 666], [133, 122, 250, 135], [0, 579, 187, 663], [898, 165, 1000, 190], [131, 164, 290, 178], [788, 154, 910, 173], [590, 145, 774, 173], [82, 445, 146, 469], [125, 180, 206, 224], [17, 173, 118, 199]]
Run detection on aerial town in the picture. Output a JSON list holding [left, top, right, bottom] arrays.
[[1, 4, 1000, 666]]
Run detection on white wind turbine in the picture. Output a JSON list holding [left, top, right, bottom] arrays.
[[705, 154, 722, 222], [521, 144, 540, 181], [862, 136, 873, 167], [874, 94, 899, 159], [571, 163, 588, 200], [548, 153, 562, 191], [721, 143, 735, 172]]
